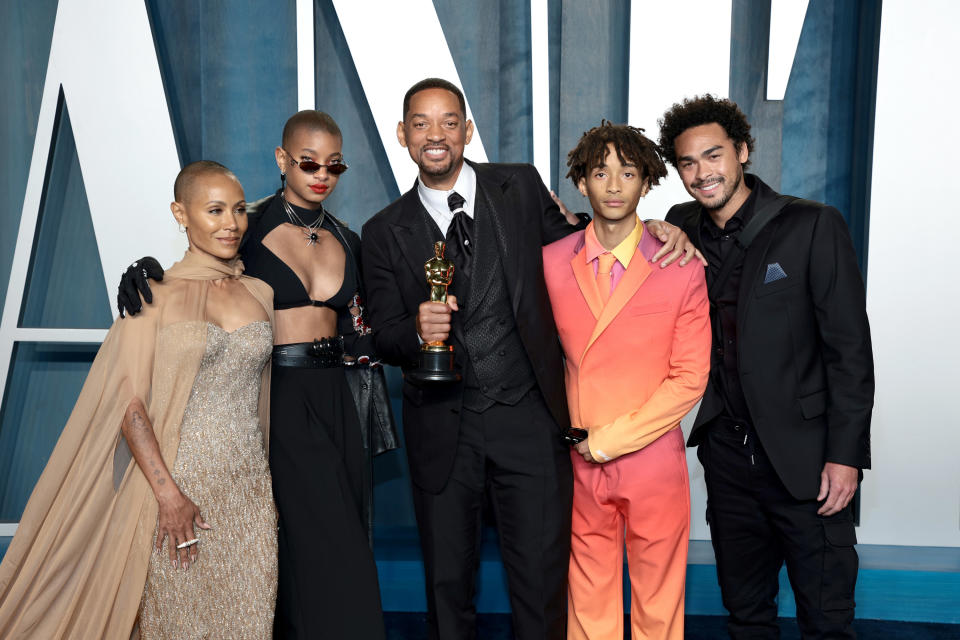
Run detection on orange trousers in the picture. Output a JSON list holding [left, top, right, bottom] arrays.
[[568, 427, 690, 639]]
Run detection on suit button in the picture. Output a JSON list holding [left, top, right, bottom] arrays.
[[499, 319, 506, 326], [499, 350, 506, 357], [733, 425, 742, 432], [481, 385, 489, 392]]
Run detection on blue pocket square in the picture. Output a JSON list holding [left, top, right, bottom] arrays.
[[764, 262, 788, 284]]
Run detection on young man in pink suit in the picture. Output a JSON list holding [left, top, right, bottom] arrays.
[[543, 123, 712, 639]]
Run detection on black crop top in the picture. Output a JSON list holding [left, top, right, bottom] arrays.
[[242, 195, 357, 312], [239, 192, 375, 359]]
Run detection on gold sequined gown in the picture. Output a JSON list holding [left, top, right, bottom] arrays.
[[139, 321, 277, 639]]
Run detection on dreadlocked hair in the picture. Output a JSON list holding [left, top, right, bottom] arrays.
[[565, 120, 667, 187]]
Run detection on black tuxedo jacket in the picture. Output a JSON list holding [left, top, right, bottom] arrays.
[[666, 175, 874, 500], [361, 161, 577, 493]]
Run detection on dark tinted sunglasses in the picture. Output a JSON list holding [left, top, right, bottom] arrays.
[[285, 150, 349, 175]]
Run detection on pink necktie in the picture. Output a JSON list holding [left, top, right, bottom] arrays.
[[597, 252, 617, 305]]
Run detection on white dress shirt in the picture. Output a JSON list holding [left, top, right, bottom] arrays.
[[416, 162, 477, 236], [414, 162, 476, 344]]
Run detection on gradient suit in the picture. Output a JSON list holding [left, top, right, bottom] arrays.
[[543, 221, 711, 639]]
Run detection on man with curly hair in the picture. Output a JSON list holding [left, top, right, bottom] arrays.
[[659, 95, 874, 639], [543, 122, 711, 639]]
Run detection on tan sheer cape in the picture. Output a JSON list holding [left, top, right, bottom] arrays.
[[0, 251, 273, 639]]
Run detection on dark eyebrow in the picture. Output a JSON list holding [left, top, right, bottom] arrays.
[[677, 145, 725, 164], [408, 112, 460, 120], [593, 160, 637, 170]]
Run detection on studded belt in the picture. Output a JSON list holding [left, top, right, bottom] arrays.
[[272, 336, 345, 368]]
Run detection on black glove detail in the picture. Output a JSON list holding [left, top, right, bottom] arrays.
[[117, 256, 163, 318]]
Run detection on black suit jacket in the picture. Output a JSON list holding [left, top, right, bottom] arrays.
[[666, 176, 874, 500], [361, 161, 578, 493]]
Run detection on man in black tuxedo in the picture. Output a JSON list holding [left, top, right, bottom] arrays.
[[658, 95, 874, 639], [361, 78, 586, 639]]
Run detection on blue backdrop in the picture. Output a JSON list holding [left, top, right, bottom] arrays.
[[1, 0, 910, 619]]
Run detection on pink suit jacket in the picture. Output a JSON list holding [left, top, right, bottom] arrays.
[[542, 224, 712, 461]]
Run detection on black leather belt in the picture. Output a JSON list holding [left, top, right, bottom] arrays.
[[273, 337, 344, 368]]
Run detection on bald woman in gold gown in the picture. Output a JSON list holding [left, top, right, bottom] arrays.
[[0, 162, 277, 639]]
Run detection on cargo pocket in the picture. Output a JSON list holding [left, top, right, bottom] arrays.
[[819, 518, 858, 611]]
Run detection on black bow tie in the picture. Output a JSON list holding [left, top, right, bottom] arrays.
[[446, 191, 473, 280]]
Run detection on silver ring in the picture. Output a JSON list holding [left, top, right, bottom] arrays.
[[176, 538, 200, 549]]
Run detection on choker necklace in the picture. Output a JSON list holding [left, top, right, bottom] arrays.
[[279, 192, 326, 246]]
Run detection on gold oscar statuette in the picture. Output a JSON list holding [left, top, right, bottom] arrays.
[[408, 241, 462, 383]]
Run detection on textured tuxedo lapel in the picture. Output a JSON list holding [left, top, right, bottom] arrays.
[[474, 162, 522, 315], [390, 188, 441, 288]]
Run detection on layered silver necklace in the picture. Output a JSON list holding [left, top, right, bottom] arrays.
[[280, 192, 326, 246]]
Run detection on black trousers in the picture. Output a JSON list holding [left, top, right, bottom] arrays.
[[699, 420, 858, 639], [411, 389, 574, 640], [270, 364, 385, 640]]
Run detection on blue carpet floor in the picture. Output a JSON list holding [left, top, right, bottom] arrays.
[[384, 613, 960, 639]]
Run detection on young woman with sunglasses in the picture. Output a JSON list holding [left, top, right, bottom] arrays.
[[117, 111, 391, 640], [247, 110, 390, 640]]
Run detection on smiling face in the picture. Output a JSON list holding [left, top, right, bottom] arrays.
[[578, 143, 649, 224], [673, 122, 750, 223], [276, 127, 343, 209], [397, 87, 474, 190], [171, 172, 247, 261]]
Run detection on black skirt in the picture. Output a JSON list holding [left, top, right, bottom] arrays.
[[269, 360, 385, 640]]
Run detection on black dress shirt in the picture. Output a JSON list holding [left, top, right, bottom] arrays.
[[699, 178, 759, 425]]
